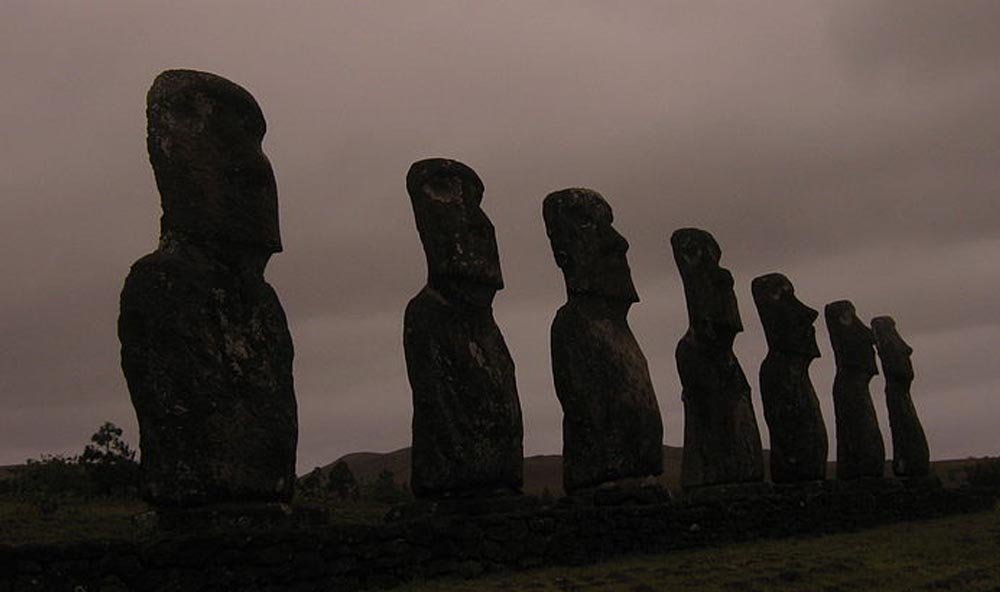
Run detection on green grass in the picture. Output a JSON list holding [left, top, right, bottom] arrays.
[[0, 497, 150, 545], [4, 497, 998, 591], [292, 497, 392, 526], [0, 496, 392, 545], [396, 508, 1000, 592]]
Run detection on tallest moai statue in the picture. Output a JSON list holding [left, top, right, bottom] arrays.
[[671, 228, 764, 489], [403, 158, 523, 499], [119, 70, 297, 507]]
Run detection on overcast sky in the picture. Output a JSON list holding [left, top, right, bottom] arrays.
[[2, 1, 998, 473]]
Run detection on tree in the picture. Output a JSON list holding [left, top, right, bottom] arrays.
[[298, 467, 324, 499], [79, 422, 139, 497], [327, 461, 359, 501], [364, 469, 411, 504], [967, 457, 1000, 489]]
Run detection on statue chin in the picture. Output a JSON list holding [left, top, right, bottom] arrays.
[[778, 335, 821, 359], [432, 276, 499, 308]]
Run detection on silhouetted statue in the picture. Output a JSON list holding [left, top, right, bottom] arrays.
[[119, 70, 297, 507], [825, 300, 885, 480], [404, 158, 523, 499], [671, 228, 763, 489], [752, 273, 828, 483], [872, 316, 930, 478], [543, 188, 663, 494]]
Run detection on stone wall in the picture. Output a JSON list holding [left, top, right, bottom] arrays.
[[1, 484, 993, 592]]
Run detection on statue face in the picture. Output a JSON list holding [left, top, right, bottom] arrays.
[[871, 316, 915, 381], [407, 158, 503, 303], [542, 188, 638, 304], [147, 69, 281, 253], [752, 273, 820, 359], [824, 300, 878, 376], [671, 228, 742, 346]]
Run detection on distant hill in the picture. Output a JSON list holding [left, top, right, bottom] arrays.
[[309, 448, 986, 495], [313, 446, 687, 495]]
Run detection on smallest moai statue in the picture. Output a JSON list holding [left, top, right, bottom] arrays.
[[825, 300, 885, 480], [751, 273, 828, 483], [543, 188, 664, 495], [871, 316, 930, 479]]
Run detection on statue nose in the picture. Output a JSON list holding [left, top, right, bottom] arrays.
[[801, 303, 819, 323], [607, 228, 629, 254]]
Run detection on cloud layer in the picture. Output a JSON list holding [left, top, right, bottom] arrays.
[[1, 1, 997, 471]]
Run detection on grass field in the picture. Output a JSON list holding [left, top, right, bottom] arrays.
[[395, 508, 1000, 592], [0, 497, 149, 545], [3, 497, 997, 591], [0, 496, 398, 545]]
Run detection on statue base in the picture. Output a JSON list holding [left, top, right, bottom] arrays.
[[825, 476, 904, 494], [771, 480, 829, 497], [134, 502, 328, 538], [385, 491, 539, 522], [898, 474, 943, 490], [562, 476, 672, 507], [683, 480, 774, 504]]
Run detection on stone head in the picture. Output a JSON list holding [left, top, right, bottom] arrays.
[[542, 188, 638, 305], [147, 69, 281, 254], [824, 300, 878, 376], [751, 273, 820, 359], [871, 316, 915, 381], [407, 158, 503, 305], [670, 228, 742, 346]]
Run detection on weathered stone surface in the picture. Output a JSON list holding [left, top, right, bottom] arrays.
[[670, 228, 764, 489], [404, 158, 523, 498], [751, 273, 828, 483], [824, 300, 884, 480], [118, 70, 297, 506], [872, 316, 930, 478], [543, 188, 663, 494]]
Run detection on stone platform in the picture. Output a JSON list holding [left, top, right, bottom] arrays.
[[1, 481, 993, 591]]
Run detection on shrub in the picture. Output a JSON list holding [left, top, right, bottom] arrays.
[[79, 422, 139, 498], [362, 469, 411, 504], [966, 457, 1000, 489]]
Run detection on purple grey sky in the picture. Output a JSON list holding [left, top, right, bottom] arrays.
[[1, 1, 998, 473]]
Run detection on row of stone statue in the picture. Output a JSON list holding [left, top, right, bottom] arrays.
[[405, 162, 930, 498], [119, 69, 928, 508]]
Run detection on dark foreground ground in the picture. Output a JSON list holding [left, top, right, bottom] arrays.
[[395, 507, 1000, 592]]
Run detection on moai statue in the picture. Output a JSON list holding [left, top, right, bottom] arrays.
[[751, 273, 828, 483], [824, 300, 885, 480], [403, 158, 523, 499], [871, 316, 930, 478], [118, 70, 297, 506], [671, 228, 764, 489], [543, 188, 664, 495]]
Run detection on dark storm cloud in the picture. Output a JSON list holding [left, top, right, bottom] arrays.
[[1, 1, 997, 472]]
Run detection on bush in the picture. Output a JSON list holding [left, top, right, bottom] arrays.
[[966, 457, 1000, 489], [327, 461, 360, 501], [1, 422, 139, 503], [11, 455, 91, 498], [79, 422, 139, 498], [362, 469, 411, 504]]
